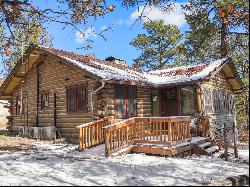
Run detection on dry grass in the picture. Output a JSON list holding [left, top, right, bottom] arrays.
[[0, 135, 56, 151]]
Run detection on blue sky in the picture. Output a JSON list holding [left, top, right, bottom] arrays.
[[0, 0, 188, 73]]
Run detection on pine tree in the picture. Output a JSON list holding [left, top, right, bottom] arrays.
[[130, 21, 183, 71]]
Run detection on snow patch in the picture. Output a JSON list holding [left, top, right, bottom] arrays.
[[0, 142, 248, 186]]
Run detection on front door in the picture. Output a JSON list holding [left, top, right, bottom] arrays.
[[160, 88, 179, 116]]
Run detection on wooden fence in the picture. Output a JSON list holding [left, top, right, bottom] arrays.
[[103, 117, 191, 156]]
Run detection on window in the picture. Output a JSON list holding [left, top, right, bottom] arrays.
[[181, 86, 196, 115], [66, 85, 87, 113], [213, 90, 221, 113], [228, 94, 234, 114], [115, 85, 137, 118], [203, 89, 213, 114], [41, 91, 49, 110], [224, 92, 230, 113], [22, 96, 28, 115], [16, 96, 21, 115], [152, 89, 159, 116]]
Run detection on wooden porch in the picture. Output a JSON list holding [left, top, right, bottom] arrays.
[[77, 116, 197, 157]]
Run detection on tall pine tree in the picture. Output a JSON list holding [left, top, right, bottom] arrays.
[[130, 21, 183, 71]]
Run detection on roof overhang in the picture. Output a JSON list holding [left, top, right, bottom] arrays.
[[0, 46, 42, 100], [0, 46, 244, 99], [0, 46, 102, 99], [220, 59, 244, 94], [151, 58, 244, 93]]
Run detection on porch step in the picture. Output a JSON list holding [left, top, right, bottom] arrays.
[[205, 146, 219, 156], [193, 137, 220, 156], [192, 137, 210, 146], [198, 142, 212, 149], [213, 150, 225, 158], [110, 145, 134, 157], [135, 143, 166, 148]]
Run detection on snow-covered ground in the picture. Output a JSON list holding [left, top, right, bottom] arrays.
[[0, 142, 248, 186]]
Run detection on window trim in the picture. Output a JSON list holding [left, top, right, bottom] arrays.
[[180, 86, 197, 116], [66, 85, 87, 113], [115, 84, 137, 118], [41, 91, 50, 110], [203, 88, 213, 114], [213, 89, 221, 114], [21, 95, 28, 115], [16, 96, 21, 115]]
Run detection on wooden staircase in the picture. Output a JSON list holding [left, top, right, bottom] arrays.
[[193, 138, 220, 156]]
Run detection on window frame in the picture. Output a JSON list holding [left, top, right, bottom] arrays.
[[41, 91, 50, 110], [213, 89, 221, 114], [180, 86, 197, 115], [203, 88, 213, 114], [115, 84, 137, 118], [16, 96, 21, 115], [66, 85, 87, 113], [21, 95, 28, 115]]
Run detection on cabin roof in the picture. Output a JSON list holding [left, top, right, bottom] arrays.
[[0, 45, 244, 99], [147, 59, 227, 85]]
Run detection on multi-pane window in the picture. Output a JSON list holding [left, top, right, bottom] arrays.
[[22, 96, 28, 115], [203, 88, 234, 114], [66, 85, 87, 113], [41, 91, 49, 110], [203, 89, 213, 114], [181, 86, 196, 115], [16, 96, 21, 115], [151, 89, 159, 117], [115, 84, 137, 118], [228, 94, 234, 114], [213, 90, 221, 113], [224, 92, 230, 113]]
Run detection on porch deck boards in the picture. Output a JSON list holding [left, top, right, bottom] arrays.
[[108, 137, 208, 157]]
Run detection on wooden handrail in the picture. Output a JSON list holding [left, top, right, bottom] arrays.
[[104, 117, 191, 156], [78, 118, 112, 150]]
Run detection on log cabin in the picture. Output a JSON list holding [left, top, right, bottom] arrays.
[[0, 45, 243, 147]]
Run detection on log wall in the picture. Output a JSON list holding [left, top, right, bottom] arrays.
[[10, 56, 99, 142], [9, 57, 152, 142], [201, 70, 236, 141]]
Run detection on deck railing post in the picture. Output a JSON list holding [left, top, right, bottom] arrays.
[[104, 128, 109, 157], [168, 122, 172, 144], [79, 127, 83, 150]]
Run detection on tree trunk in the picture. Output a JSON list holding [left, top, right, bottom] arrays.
[[220, 21, 228, 58]]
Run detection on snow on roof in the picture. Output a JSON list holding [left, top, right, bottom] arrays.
[[147, 58, 228, 85], [60, 56, 148, 84], [37, 46, 228, 86]]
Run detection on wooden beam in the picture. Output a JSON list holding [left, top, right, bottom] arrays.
[[196, 87, 202, 113]]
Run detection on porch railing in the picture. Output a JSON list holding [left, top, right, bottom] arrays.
[[77, 118, 112, 149], [103, 116, 191, 156]]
